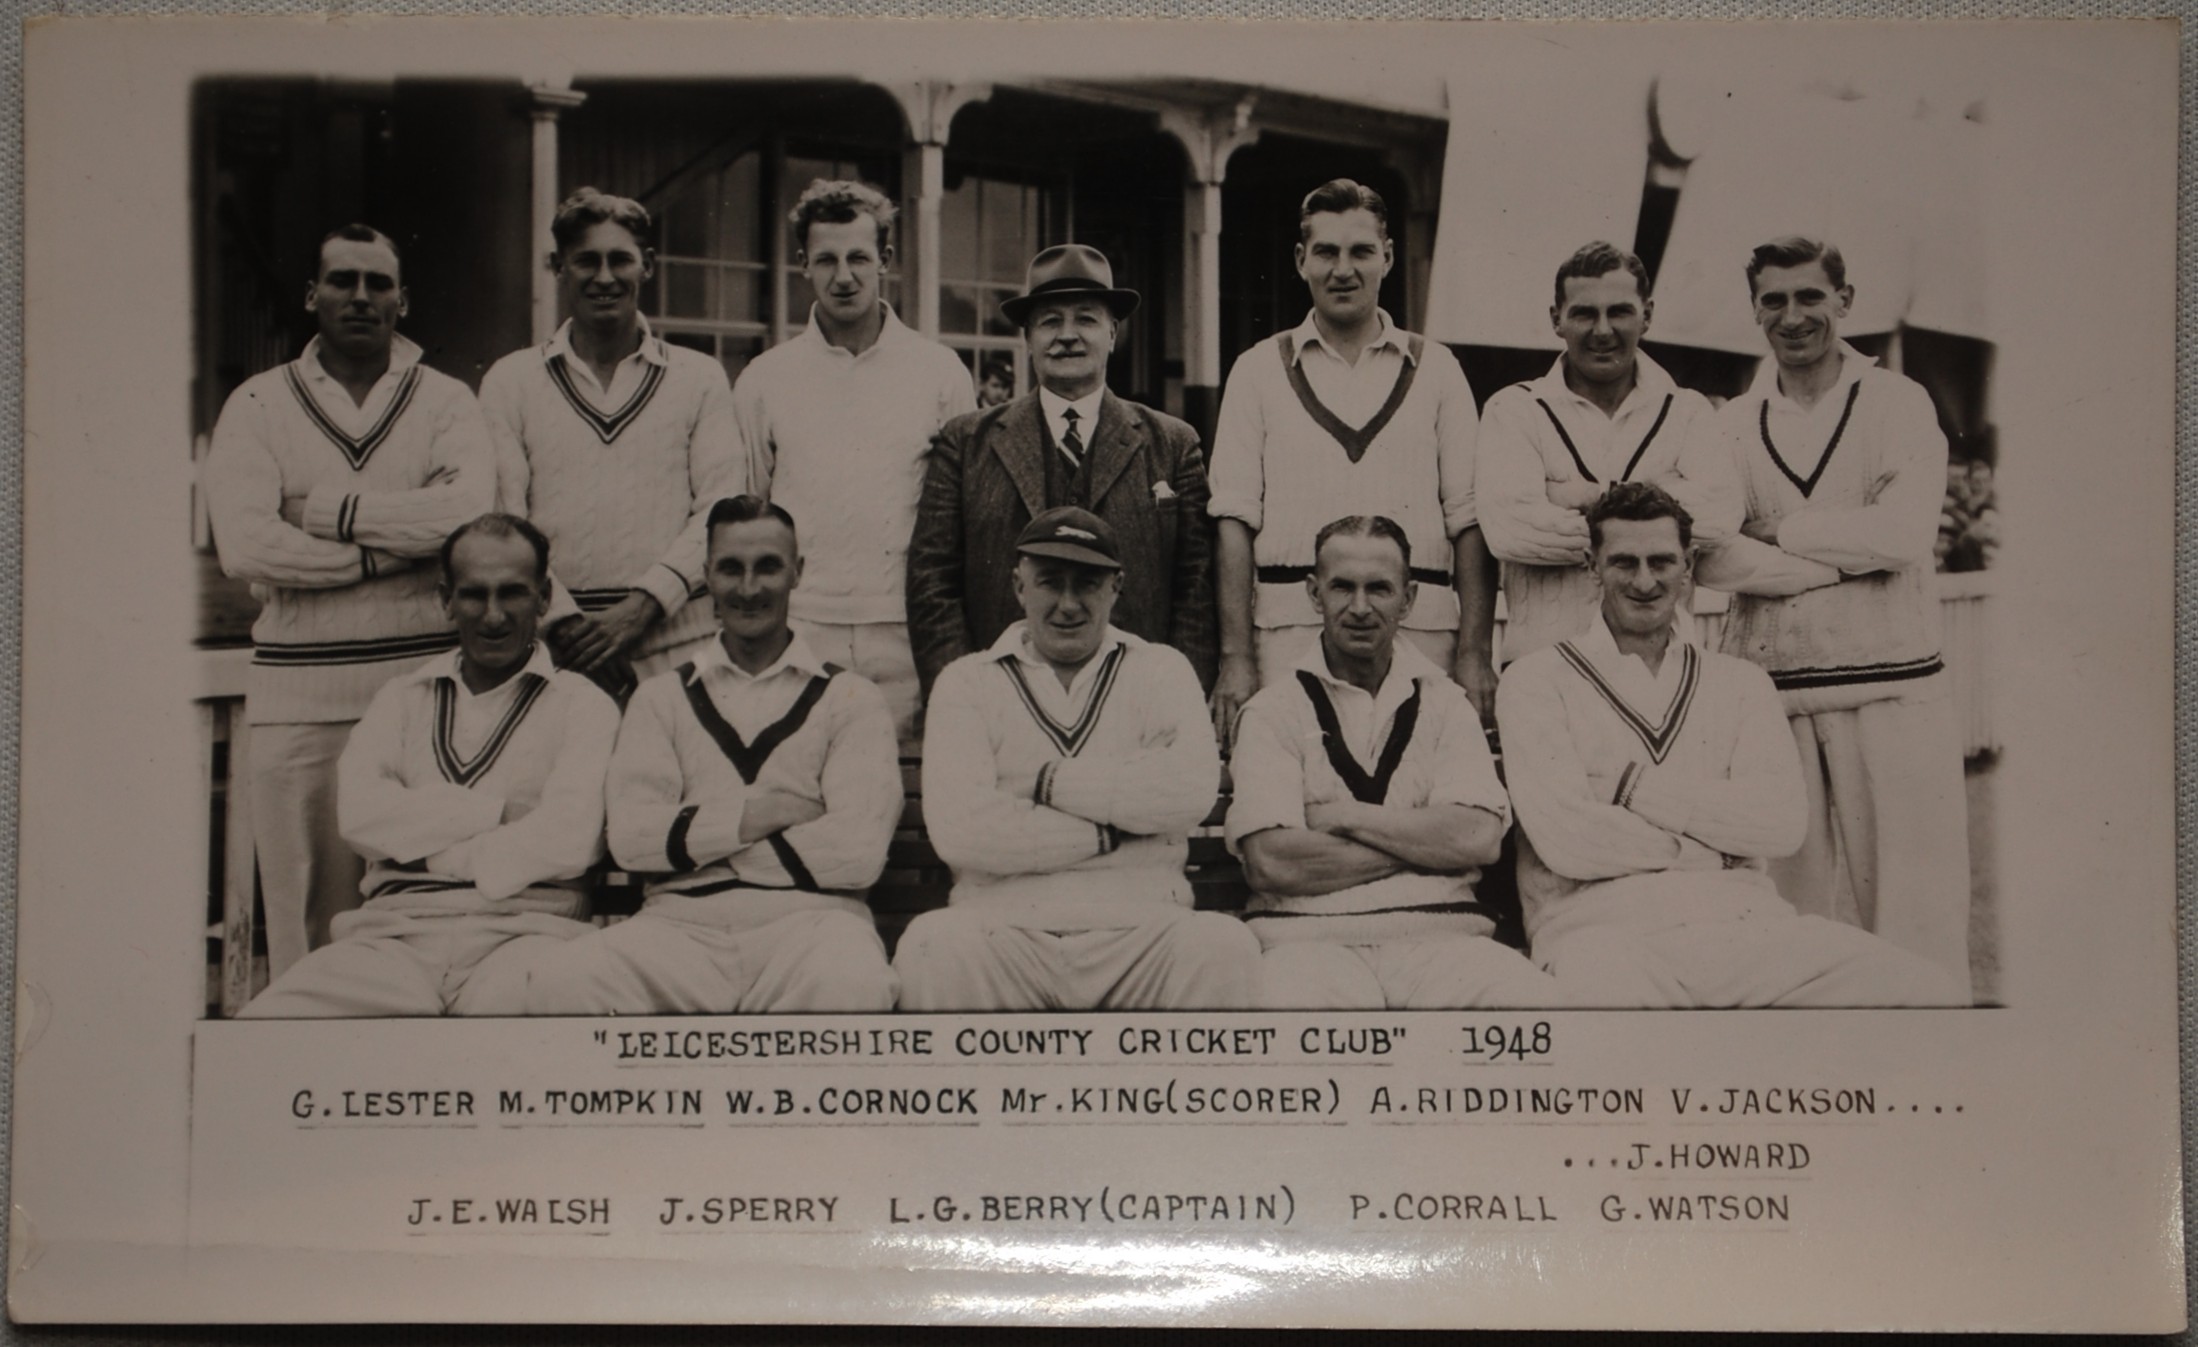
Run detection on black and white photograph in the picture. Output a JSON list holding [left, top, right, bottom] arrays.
[[9, 15, 2181, 1329], [191, 46, 1996, 1019]]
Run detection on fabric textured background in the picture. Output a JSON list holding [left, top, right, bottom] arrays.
[[0, 3, 2188, 1341]]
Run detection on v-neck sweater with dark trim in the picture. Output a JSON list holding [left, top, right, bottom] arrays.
[[1709, 361, 1950, 715], [203, 347, 499, 724], [1206, 320, 1480, 633], [1496, 634, 1808, 947], [479, 336, 748, 663], [1476, 360, 1740, 666], [338, 656, 620, 920], [1226, 653, 1510, 945], [604, 657, 902, 933], [920, 629, 1220, 922]]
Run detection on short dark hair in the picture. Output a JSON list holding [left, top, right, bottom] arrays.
[[549, 187, 654, 267], [440, 513, 551, 586], [979, 352, 1015, 384], [1553, 241, 1651, 309], [1745, 235, 1847, 297], [1298, 179, 1389, 243], [706, 494, 799, 547], [1313, 514, 1412, 573], [789, 179, 898, 255], [317, 224, 401, 275], [1586, 481, 1694, 554]]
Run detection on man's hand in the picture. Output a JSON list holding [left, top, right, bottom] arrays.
[[590, 592, 665, 662], [1547, 478, 1603, 511], [553, 593, 664, 671], [280, 496, 307, 528], [1740, 514, 1782, 544], [1453, 648, 1500, 731], [738, 790, 826, 844], [1211, 651, 1259, 748], [544, 614, 595, 666]]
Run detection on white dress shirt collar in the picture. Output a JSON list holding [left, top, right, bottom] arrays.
[[544, 314, 670, 392], [419, 641, 559, 695], [1575, 608, 1696, 709], [1037, 385, 1105, 449], [684, 630, 833, 687], [795, 301, 916, 361], [1292, 632, 1443, 744], [298, 331, 424, 386], [1748, 338, 1876, 406], [1534, 348, 1679, 420], [1289, 307, 1414, 367], [988, 620, 1137, 712]]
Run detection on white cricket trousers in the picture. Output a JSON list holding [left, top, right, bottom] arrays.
[[239, 908, 593, 1018], [1774, 688, 1972, 986], [895, 904, 1261, 1011]]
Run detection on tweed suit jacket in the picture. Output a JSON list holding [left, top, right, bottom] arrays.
[[907, 388, 1217, 697]]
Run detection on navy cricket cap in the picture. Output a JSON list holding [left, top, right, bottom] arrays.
[[1014, 506, 1122, 571]]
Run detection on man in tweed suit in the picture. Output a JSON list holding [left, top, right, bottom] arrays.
[[906, 244, 1216, 699]]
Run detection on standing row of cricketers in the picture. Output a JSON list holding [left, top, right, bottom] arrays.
[[206, 173, 1973, 1015]]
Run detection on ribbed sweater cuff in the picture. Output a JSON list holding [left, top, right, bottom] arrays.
[[635, 564, 694, 623], [302, 483, 358, 542]]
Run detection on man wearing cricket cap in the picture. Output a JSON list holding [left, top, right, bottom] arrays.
[[907, 243, 1216, 700], [897, 505, 1258, 1011]]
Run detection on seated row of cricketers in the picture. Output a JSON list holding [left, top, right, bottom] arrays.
[[245, 482, 1962, 1017]]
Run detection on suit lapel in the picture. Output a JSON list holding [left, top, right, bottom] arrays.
[[1084, 390, 1147, 506], [988, 396, 1048, 520]]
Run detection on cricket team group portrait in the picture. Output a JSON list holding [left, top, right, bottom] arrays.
[[193, 65, 1999, 1020]]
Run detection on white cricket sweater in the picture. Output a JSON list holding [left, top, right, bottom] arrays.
[[1495, 616, 1808, 949], [921, 624, 1219, 922], [1694, 345, 1949, 715], [339, 644, 619, 920], [202, 336, 498, 724], [733, 305, 977, 626], [607, 633, 901, 934], [1226, 639, 1511, 945], [480, 319, 749, 661], [1477, 353, 1740, 665], [1207, 310, 1479, 632]]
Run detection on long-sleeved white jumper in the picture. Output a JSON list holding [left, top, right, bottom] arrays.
[[479, 318, 749, 661], [339, 644, 620, 918], [1496, 614, 1808, 949], [607, 633, 901, 933], [1476, 353, 1741, 665], [1693, 343, 1950, 715], [202, 335, 499, 724], [921, 624, 1220, 924]]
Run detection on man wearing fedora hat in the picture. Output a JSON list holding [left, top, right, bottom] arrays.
[[898, 506, 1258, 1011], [907, 244, 1216, 701]]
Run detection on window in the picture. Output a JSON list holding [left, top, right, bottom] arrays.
[[938, 173, 1063, 400], [648, 150, 770, 385], [644, 144, 902, 385]]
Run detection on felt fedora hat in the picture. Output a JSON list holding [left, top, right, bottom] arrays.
[[998, 244, 1141, 327]]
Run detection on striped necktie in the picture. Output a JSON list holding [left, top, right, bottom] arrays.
[[1058, 407, 1084, 472]]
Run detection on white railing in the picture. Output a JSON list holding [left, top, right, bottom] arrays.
[[192, 576, 1997, 1016]]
